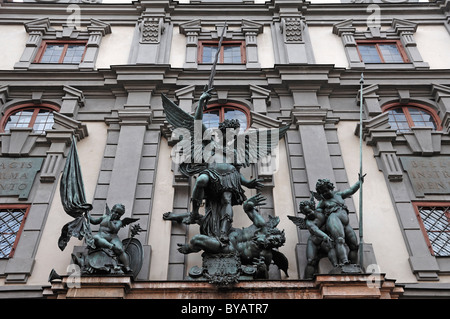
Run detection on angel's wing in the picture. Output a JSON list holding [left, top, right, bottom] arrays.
[[162, 94, 208, 166], [121, 217, 139, 228], [234, 124, 290, 167], [162, 94, 203, 134], [288, 215, 308, 229]]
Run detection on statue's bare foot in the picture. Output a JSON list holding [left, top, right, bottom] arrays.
[[182, 213, 200, 225], [177, 243, 193, 254]]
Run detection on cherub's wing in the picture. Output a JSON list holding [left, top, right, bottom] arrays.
[[271, 249, 289, 277], [311, 191, 323, 202], [105, 203, 111, 216], [234, 124, 290, 167], [288, 215, 308, 229], [309, 191, 317, 207], [121, 217, 139, 228]]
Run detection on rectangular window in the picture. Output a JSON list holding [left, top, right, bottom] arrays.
[[34, 41, 87, 64], [0, 205, 29, 258], [414, 203, 450, 257], [199, 41, 245, 64], [357, 41, 409, 64]]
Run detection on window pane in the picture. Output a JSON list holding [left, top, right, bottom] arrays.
[[4, 109, 34, 131], [33, 109, 54, 133], [0, 208, 26, 258], [223, 45, 242, 63], [224, 108, 247, 131], [3, 108, 55, 134], [203, 110, 220, 129], [378, 44, 404, 63], [202, 45, 218, 63], [387, 108, 409, 133], [358, 45, 382, 63], [408, 107, 437, 130], [418, 206, 450, 256], [62, 45, 85, 64], [40, 45, 65, 63]]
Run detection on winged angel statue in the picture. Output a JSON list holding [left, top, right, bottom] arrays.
[[162, 87, 290, 282]]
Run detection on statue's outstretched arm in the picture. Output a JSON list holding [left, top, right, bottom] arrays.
[[339, 174, 365, 198], [307, 220, 332, 242], [87, 213, 103, 225], [194, 87, 213, 121], [243, 193, 266, 227]]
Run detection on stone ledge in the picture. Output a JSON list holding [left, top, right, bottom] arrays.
[[45, 274, 403, 299]]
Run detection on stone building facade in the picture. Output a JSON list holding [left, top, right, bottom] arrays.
[[0, 0, 449, 299]]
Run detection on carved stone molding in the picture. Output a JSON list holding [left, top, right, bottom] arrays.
[[403, 127, 443, 156], [140, 18, 164, 44], [0, 128, 37, 157], [360, 112, 403, 181], [281, 17, 303, 43]]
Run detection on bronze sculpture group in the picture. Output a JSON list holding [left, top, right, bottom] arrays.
[[57, 138, 143, 278], [289, 176, 364, 279], [54, 86, 363, 284]]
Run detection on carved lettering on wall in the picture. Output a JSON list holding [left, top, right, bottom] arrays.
[[400, 157, 450, 197], [0, 158, 44, 199]]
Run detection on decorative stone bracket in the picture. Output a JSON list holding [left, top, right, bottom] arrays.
[[40, 113, 88, 183]]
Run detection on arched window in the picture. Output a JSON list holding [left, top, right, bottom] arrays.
[[204, 103, 250, 132], [383, 103, 441, 133], [1, 104, 59, 134]]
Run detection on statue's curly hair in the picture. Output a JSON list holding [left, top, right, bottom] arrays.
[[218, 119, 240, 133], [315, 178, 334, 192], [299, 200, 313, 210]]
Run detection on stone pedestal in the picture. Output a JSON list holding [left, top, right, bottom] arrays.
[[44, 273, 403, 299]]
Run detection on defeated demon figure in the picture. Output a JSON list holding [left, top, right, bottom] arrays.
[[167, 193, 289, 279]]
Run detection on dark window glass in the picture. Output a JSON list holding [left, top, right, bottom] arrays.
[[0, 208, 27, 258], [416, 205, 450, 257]]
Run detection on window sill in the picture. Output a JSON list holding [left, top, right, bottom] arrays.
[[14, 63, 94, 72], [350, 62, 429, 70], [197, 64, 247, 71]]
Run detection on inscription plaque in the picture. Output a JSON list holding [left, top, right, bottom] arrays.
[[400, 157, 450, 197], [0, 157, 44, 199]]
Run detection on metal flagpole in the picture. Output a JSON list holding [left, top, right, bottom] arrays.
[[359, 73, 364, 271]]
